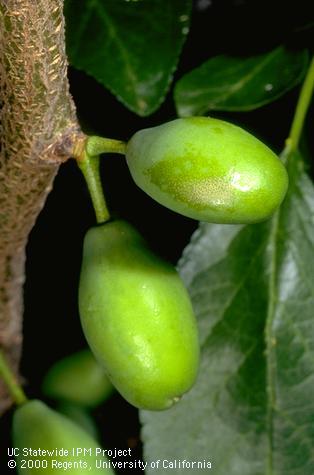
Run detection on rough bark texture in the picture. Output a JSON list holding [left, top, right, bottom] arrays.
[[0, 0, 82, 413]]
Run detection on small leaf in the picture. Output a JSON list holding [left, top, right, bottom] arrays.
[[141, 150, 314, 474], [64, 0, 192, 116], [174, 47, 309, 116]]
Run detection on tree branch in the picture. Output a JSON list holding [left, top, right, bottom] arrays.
[[0, 0, 83, 413]]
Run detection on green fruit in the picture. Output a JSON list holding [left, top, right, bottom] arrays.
[[126, 117, 288, 223], [79, 220, 199, 411], [42, 349, 113, 407], [56, 402, 100, 440], [12, 400, 114, 474]]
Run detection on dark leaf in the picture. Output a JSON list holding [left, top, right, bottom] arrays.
[[174, 47, 308, 116], [64, 0, 192, 116]]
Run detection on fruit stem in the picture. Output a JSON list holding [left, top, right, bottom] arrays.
[[86, 136, 126, 157], [77, 151, 111, 224], [0, 348, 28, 406], [285, 55, 314, 154]]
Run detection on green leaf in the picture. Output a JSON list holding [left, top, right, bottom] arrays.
[[64, 0, 192, 116], [141, 150, 314, 474], [174, 47, 309, 116]]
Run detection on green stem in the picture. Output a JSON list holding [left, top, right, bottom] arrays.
[[86, 136, 126, 157], [0, 349, 27, 405], [77, 151, 110, 224], [286, 55, 314, 154]]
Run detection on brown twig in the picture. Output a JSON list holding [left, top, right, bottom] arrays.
[[0, 0, 83, 413]]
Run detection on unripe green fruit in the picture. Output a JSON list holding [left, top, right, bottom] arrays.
[[126, 117, 288, 223], [56, 402, 100, 440], [79, 220, 199, 411], [42, 349, 113, 407], [12, 400, 113, 475]]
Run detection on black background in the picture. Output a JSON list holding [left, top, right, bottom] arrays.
[[1, 0, 313, 473]]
